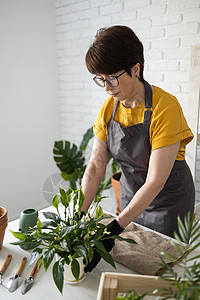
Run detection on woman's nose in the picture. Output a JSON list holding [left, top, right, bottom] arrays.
[[104, 81, 112, 92]]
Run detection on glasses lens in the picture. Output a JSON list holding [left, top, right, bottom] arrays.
[[106, 77, 118, 87], [93, 77, 105, 87]]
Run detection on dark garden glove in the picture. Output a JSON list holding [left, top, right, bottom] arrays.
[[84, 219, 124, 273]]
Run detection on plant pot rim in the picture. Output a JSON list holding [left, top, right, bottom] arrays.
[[0, 207, 8, 226]]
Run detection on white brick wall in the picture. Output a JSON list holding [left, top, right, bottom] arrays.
[[54, 0, 200, 202]]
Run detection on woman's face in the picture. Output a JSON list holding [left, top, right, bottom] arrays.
[[100, 64, 140, 104]]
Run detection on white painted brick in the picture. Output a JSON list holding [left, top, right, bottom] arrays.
[[61, 13, 79, 23], [59, 74, 73, 83], [57, 40, 72, 49], [130, 18, 152, 31], [71, 1, 90, 12], [148, 61, 166, 71], [112, 11, 137, 23], [145, 50, 163, 61], [57, 57, 71, 66], [138, 28, 165, 39], [71, 19, 89, 30], [63, 30, 81, 40], [60, 104, 74, 113], [181, 82, 190, 93], [164, 47, 190, 60], [168, 0, 200, 12], [152, 14, 182, 26], [80, 8, 99, 19], [137, 4, 167, 18], [183, 10, 200, 22], [157, 82, 181, 94], [100, 2, 123, 15], [91, 0, 112, 8], [56, 5, 71, 16], [90, 16, 112, 27], [61, 0, 76, 6], [124, 0, 151, 10], [57, 49, 65, 58], [180, 60, 190, 72], [145, 72, 163, 83], [164, 71, 189, 83], [56, 23, 71, 33], [181, 35, 200, 47], [166, 61, 180, 71], [151, 37, 180, 49], [166, 23, 199, 37]]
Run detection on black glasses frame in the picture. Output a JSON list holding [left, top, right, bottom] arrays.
[[93, 69, 128, 88]]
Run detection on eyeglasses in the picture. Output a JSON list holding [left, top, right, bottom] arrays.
[[93, 70, 128, 88]]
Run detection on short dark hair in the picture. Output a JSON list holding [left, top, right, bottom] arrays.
[[85, 25, 144, 82]]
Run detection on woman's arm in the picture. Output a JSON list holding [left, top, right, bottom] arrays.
[[116, 141, 180, 228], [81, 137, 110, 212]]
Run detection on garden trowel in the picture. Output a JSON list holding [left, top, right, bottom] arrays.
[[7, 256, 27, 292], [21, 259, 41, 294], [0, 254, 12, 285]]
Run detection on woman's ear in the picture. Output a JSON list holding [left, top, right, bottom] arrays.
[[132, 63, 140, 77]]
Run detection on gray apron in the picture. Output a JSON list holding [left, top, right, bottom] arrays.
[[107, 80, 195, 238]]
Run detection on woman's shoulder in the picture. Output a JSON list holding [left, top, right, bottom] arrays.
[[152, 86, 182, 112]]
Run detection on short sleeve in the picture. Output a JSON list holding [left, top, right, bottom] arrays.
[[150, 95, 194, 151]]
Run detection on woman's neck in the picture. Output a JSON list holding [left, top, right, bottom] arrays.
[[121, 80, 145, 108]]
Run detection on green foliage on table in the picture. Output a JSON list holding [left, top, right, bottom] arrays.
[[10, 186, 136, 294], [116, 290, 146, 299], [153, 212, 200, 299]]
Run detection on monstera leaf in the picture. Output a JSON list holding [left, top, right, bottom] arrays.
[[53, 141, 85, 188]]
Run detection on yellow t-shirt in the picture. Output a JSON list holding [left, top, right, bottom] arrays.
[[93, 86, 194, 160]]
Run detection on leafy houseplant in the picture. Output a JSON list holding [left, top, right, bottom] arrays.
[[53, 127, 120, 201], [10, 186, 136, 294], [154, 212, 200, 299]]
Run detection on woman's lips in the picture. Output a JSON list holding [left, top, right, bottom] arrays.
[[110, 93, 119, 97]]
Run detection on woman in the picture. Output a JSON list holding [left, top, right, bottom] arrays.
[[81, 25, 195, 273]]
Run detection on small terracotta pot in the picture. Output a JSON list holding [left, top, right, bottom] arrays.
[[111, 172, 121, 215], [0, 206, 8, 250]]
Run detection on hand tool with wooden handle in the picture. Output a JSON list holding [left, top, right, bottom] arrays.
[[0, 254, 12, 285], [21, 259, 41, 294], [7, 257, 27, 293]]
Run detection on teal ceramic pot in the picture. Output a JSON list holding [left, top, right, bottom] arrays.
[[19, 208, 38, 250]]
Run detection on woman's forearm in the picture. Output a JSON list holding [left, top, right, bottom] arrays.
[[81, 160, 107, 211], [116, 180, 163, 228], [81, 137, 109, 212]]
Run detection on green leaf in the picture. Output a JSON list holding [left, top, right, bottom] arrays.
[[53, 261, 64, 294], [43, 212, 60, 223], [78, 188, 85, 211], [10, 230, 26, 240], [98, 249, 116, 269], [37, 219, 43, 228], [71, 258, 80, 281], [95, 206, 103, 218], [52, 194, 59, 210], [43, 248, 55, 271], [79, 127, 94, 152], [111, 235, 137, 244], [73, 245, 87, 260], [92, 240, 106, 252]]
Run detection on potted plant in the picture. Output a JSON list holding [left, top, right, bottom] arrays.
[[53, 127, 121, 210], [10, 186, 136, 294]]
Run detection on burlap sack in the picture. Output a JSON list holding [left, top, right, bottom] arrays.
[[102, 215, 188, 275]]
